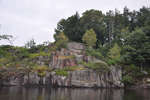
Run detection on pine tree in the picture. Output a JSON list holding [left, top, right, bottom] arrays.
[[82, 29, 97, 48]]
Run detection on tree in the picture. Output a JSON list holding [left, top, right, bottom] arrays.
[[82, 29, 97, 47], [55, 10, 106, 45], [123, 6, 130, 27], [0, 34, 14, 45], [122, 28, 150, 67], [55, 12, 82, 42], [0, 35, 12, 40], [54, 32, 68, 49], [108, 43, 121, 60], [105, 10, 115, 46], [25, 39, 36, 49], [136, 7, 150, 27], [80, 9, 106, 45]]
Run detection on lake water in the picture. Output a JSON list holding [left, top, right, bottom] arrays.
[[0, 87, 150, 100]]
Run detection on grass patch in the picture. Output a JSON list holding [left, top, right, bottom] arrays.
[[58, 55, 75, 60], [33, 66, 50, 77], [85, 48, 104, 59], [64, 66, 85, 71], [81, 61, 110, 73], [54, 66, 84, 76], [29, 52, 50, 59], [55, 69, 68, 76]]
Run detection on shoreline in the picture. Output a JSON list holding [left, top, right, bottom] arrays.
[[1, 84, 150, 90]]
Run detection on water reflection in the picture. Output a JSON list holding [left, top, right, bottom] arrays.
[[0, 87, 150, 100]]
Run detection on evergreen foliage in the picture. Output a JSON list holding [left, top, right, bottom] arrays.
[[54, 32, 68, 49], [82, 29, 97, 47]]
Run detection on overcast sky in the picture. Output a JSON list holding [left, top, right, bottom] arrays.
[[0, 0, 149, 46]]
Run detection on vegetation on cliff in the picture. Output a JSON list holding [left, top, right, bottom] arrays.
[[0, 6, 150, 86]]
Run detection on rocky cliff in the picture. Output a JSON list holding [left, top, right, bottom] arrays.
[[0, 42, 124, 88], [51, 68, 123, 88]]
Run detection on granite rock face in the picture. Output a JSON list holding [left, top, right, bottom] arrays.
[[50, 42, 85, 69], [49, 42, 124, 88], [51, 67, 123, 88], [50, 49, 77, 69], [1, 67, 123, 88], [1, 42, 124, 88], [2, 72, 52, 86]]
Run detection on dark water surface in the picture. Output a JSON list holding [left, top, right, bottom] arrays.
[[0, 87, 150, 100]]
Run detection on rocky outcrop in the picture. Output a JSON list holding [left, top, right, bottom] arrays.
[[51, 67, 123, 88], [50, 49, 77, 69], [50, 42, 85, 69], [1, 72, 51, 86], [1, 67, 123, 88], [0, 42, 124, 88]]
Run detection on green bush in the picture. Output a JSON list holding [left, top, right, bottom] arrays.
[[123, 64, 145, 78], [108, 43, 121, 60], [38, 71, 46, 77], [82, 61, 110, 73], [106, 43, 122, 65], [82, 29, 97, 47], [121, 75, 134, 85], [13, 47, 30, 58], [38, 52, 50, 56], [0, 45, 13, 58], [58, 55, 75, 60], [64, 66, 84, 71], [107, 58, 121, 65], [86, 48, 104, 59], [29, 52, 50, 59], [33, 66, 50, 77], [0, 58, 9, 64], [55, 69, 68, 76], [54, 32, 68, 50], [33, 66, 48, 71]]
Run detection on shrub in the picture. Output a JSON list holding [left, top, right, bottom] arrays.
[[15, 47, 30, 58], [82, 61, 110, 73], [39, 52, 50, 56], [85, 48, 104, 59], [0, 45, 13, 58], [54, 32, 68, 50], [33, 66, 49, 77], [82, 29, 97, 47], [107, 43, 121, 65], [64, 66, 84, 71], [107, 58, 121, 65], [29, 52, 50, 59], [0, 58, 8, 64], [108, 43, 121, 59], [33, 66, 48, 71], [58, 55, 75, 60], [55, 69, 68, 76], [121, 75, 134, 85], [29, 53, 39, 59], [38, 71, 46, 77], [123, 64, 145, 78]]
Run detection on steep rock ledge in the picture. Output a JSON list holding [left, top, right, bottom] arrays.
[[0, 42, 124, 88], [0, 67, 123, 88], [51, 67, 123, 88]]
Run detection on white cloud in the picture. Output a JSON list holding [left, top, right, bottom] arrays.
[[0, 0, 148, 46]]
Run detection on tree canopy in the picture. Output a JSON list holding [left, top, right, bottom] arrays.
[[82, 29, 97, 47], [54, 6, 150, 68]]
